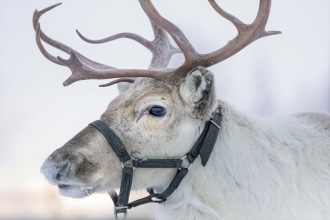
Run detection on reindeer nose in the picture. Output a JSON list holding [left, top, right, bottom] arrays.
[[55, 160, 71, 180], [41, 158, 72, 184]]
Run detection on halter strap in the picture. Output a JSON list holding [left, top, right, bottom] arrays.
[[89, 110, 221, 220]]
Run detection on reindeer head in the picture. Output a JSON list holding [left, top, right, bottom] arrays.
[[35, 0, 279, 201], [41, 67, 216, 198]]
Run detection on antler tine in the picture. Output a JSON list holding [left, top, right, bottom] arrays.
[[148, 20, 182, 68], [35, 23, 63, 66], [77, 20, 181, 69], [75, 30, 154, 86], [33, 3, 68, 65], [199, 0, 281, 66], [99, 78, 136, 87], [139, 0, 199, 64], [77, 31, 153, 50], [76, 22, 180, 69], [75, 16, 181, 86]]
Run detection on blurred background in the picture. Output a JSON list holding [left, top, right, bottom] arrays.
[[0, 0, 329, 219]]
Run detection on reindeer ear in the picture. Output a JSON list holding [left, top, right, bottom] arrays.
[[179, 66, 216, 120]]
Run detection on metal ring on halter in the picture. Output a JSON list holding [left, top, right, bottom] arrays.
[[120, 157, 136, 169], [150, 196, 166, 203], [180, 155, 192, 170], [114, 211, 127, 220]]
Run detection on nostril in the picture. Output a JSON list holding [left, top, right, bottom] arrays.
[[55, 160, 71, 180]]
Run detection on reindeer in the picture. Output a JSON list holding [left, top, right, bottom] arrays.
[[33, 1, 330, 220]]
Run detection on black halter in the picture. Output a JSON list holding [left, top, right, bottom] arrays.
[[89, 110, 221, 220]]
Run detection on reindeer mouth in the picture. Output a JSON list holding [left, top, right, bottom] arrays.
[[57, 183, 98, 198]]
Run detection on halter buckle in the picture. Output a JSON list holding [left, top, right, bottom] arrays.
[[114, 211, 127, 220], [121, 157, 138, 168]]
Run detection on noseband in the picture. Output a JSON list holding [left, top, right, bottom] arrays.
[[89, 110, 221, 220]]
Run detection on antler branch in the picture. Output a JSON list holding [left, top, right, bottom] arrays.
[[201, 0, 281, 66], [33, 0, 280, 87], [33, 2, 180, 86], [139, 0, 199, 63], [76, 20, 180, 69]]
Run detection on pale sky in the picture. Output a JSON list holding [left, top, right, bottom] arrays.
[[0, 0, 329, 219]]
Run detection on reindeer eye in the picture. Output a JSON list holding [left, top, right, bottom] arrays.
[[149, 106, 166, 117]]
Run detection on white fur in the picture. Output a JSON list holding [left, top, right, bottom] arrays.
[[153, 101, 330, 220], [41, 77, 330, 219]]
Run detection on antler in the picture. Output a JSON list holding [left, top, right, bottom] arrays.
[[33, 0, 280, 86], [75, 20, 181, 87], [32, 2, 180, 86]]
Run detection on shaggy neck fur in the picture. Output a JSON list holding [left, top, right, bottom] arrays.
[[154, 101, 330, 220]]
